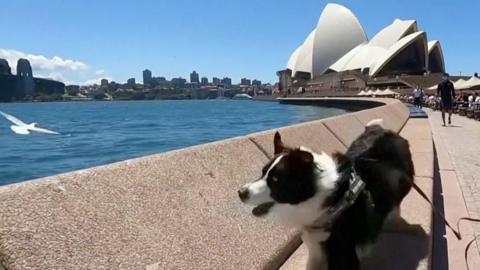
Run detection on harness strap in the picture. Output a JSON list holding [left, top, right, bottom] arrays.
[[309, 169, 366, 230]]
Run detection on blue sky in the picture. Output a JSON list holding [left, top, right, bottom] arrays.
[[0, 0, 478, 85]]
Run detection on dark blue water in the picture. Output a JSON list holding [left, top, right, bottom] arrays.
[[0, 100, 348, 185]]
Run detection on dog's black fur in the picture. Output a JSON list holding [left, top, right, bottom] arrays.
[[324, 124, 414, 269]]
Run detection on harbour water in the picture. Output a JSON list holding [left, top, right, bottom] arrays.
[[0, 100, 348, 185]]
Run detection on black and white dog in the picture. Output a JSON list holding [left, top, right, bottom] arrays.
[[238, 119, 414, 270]]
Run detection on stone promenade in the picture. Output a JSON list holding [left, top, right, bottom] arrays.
[[427, 109, 480, 257]]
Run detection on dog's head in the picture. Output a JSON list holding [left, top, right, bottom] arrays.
[[238, 132, 338, 226]]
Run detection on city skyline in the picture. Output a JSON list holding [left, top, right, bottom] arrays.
[[1, 0, 479, 85]]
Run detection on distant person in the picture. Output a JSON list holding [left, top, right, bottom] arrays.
[[437, 73, 455, 126], [428, 95, 435, 108], [420, 87, 425, 108], [412, 86, 422, 108], [475, 92, 480, 103], [468, 92, 474, 108]]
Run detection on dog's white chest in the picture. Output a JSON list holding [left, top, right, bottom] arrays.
[[301, 229, 330, 270]]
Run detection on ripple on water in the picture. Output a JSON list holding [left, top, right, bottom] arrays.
[[0, 100, 348, 184]]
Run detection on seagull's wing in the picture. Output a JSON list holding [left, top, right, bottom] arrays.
[[10, 125, 30, 135], [0, 111, 27, 126], [29, 126, 60, 135]]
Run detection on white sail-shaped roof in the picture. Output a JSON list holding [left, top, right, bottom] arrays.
[[285, 4, 444, 79], [427, 40, 445, 73], [291, 30, 315, 76], [369, 19, 418, 49], [370, 31, 427, 76], [286, 4, 367, 78], [329, 19, 427, 76], [286, 46, 301, 71], [311, 4, 367, 78]]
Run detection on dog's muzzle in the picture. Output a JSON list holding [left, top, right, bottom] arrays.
[[238, 182, 275, 217]]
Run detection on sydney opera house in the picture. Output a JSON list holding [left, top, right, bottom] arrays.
[[278, 3, 447, 95]]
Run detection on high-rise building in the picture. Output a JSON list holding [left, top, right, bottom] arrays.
[[171, 77, 187, 87], [201, 77, 208, 85], [241, 78, 251, 86], [252, 79, 262, 86], [143, 69, 152, 85], [221, 77, 232, 86], [101, 79, 109, 89], [212, 77, 221, 85], [127, 78, 136, 88], [190, 71, 199, 83]]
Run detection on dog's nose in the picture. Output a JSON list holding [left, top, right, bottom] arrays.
[[238, 187, 250, 202]]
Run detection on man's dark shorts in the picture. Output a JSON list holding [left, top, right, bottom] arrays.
[[442, 99, 453, 110]]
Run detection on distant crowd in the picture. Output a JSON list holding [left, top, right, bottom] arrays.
[[406, 88, 480, 111], [395, 73, 480, 124]]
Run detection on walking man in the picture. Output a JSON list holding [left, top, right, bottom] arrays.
[[412, 85, 422, 108], [437, 73, 455, 126]]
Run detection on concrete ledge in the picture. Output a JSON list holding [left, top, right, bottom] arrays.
[[248, 119, 346, 159], [323, 114, 366, 147], [0, 138, 300, 270], [0, 98, 410, 269]]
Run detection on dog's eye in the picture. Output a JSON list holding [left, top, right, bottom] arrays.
[[271, 176, 278, 182]]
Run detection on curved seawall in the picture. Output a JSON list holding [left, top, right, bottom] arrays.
[[0, 98, 409, 270]]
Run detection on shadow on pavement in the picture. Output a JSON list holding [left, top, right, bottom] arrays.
[[361, 224, 429, 270]]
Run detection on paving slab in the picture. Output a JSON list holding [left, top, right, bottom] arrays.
[[407, 138, 434, 154], [0, 137, 298, 270], [400, 119, 432, 140], [433, 170, 480, 270], [282, 232, 430, 270], [392, 177, 434, 236], [411, 152, 434, 178], [427, 109, 480, 258], [361, 232, 430, 270], [375, 104, 406, 132]]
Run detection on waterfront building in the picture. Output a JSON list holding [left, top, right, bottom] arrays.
[[171, 77, 187, 87], [252, 79, 261, 87], [279, 3, 447, 94], [127, 78, 136, 88], [190, 71, 199, 84], [221, 77, 231, 87], [101, 79, 109, 89], [241, 78, 251, 86], [108, 81, 119, 92], [143, 69, 152, 85], [201, 77, 208, 85], [212, 77, 221, 85]]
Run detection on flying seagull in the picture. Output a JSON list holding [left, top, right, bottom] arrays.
[[0, 111, 59, 135]]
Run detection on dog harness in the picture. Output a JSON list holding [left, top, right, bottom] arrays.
[[309, 166, 367, 230]]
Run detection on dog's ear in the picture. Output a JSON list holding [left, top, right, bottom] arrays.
[[332, 151, 348, 165], [274, 131, 284, 155]]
